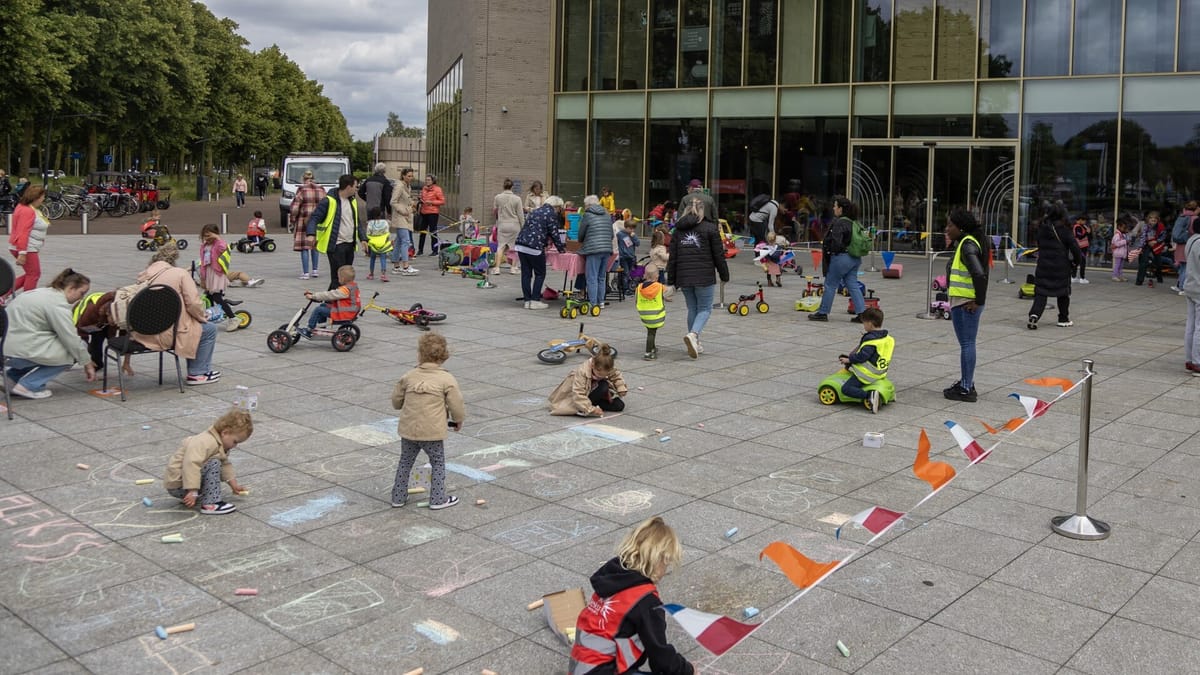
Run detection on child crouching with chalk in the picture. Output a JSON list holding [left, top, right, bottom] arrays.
[[548, 344, 627, 416], [163, 409, 252, 515], [391, 333, 466, 510]]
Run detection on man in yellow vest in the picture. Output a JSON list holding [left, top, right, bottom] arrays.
[[943, 209, 990, 402], [837, 307, 894, 413], [305, 174, 367, 290]]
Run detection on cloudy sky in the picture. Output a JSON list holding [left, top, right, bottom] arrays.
[[203, 0, 428, 140]]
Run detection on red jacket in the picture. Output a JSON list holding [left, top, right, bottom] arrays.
[[419, 184, 445, 215]]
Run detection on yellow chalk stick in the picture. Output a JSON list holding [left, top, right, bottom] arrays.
[[160, 533, 184, 543], [76, 463, 90, 470], [526, 598, 544, 611], [482, 670, 498, 675], [407, 487, 426, 494], [134, 478, 155, 485], [235, 489, 250, 495], [475, 499, 487, 506], [402, 669, 424, 675]]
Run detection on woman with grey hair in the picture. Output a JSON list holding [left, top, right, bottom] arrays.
[[577, 194, 615, 308], [514, 195, 567, 309], [133, 243, 221, 385]]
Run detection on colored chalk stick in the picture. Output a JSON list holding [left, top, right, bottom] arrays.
[[417, 501, 429, 508], [743, 607, 760, 618], [234, 588, 258, 596], [407, 487, 426, 494], [697, 423, 705, 428], [482, 670, 499, 675], [235, 489, 250, 495], [836, 640, 850, 657], [141, 425, 151, 430], [134, 478, 155, 485], [76, 463, 90, 470], [725, 527, 739, 538], [475, 499, 487, 506], [160, 533, 183, 543], [526, 598, 544, 610], [659, 436, 671, 442], [142, 497, 153, 507], [402, 669, 424, 675]]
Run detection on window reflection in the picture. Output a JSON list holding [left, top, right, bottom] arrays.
[[894, 0, 932, 81], [818, 0, 852, 83], [592, 1, 619, 90], [680, 0, 711, 86], [1125, 0, 1177, 73], [936, 0, 977, 80], [647, 119, 706, 207], [746, 0, 779, 85], [1182, 0, 1200, 72], [711, 118, 774, 226], [1021, 113, 1118, 241], [979, 0, 1021, 77], [562, 0, 590, 90], [1118, 114, 1200, 214], [1073, 0, 1120, 75], [715, 0, 743, 86], [1024, 0, 1070, 77], [855, 0, 892, 82], [620, 0, 649, 89], [778, 117, 848, 242], [781, 0, 816, 84], [650, 0, 678, 88], [593, 120, 645, 213], [555, 120, 587, 204]]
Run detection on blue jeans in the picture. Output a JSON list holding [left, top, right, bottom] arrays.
[[391, 229, 413, 265], [300, 249, 319, 274], [518, 251, 547, 302], [235, 191, 245, 207], [585, 253, 609, 306], [309, 305, 331, 330], [841, 373, 870, 400], [5, 358, 71, 393], [188, 321, 218, 376], [1186, 296, 1200, 364], [950, 303, 983, 390], [818, 253, 865, 315], [681, 284, 716, 335]]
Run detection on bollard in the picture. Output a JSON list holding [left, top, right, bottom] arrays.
[[220, 212, 228, 235], [916, 250, 954, 320], [1051, 359, 1110, 540], [998, 235, 1016, 284], [81, 211, 88, 234]]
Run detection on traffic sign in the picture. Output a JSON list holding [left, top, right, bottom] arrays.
[[70, 152, 82, 160], [103, 154, 113, 164]]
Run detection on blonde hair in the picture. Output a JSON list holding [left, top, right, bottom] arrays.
[[213, 409, 254, 436], [591, 343, 615, 374], [418, 332, 450, 363], [337, 265, 356, 282], [151, 242, 180, 264], [682, 199, 705, 220], [616, 517, 682, 581]]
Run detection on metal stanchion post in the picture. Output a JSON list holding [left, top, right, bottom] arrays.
[[916, 250, 954, 320], [1051, 359, 1110, 540], [220, 212, 228, 235], [81, 211, 88, 235], [713, 280, 725, 309], [998, 236, 1015, 284]]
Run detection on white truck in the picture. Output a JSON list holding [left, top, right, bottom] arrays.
[[277, 152, 350, 229]]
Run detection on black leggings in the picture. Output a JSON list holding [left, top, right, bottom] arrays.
[[588, 380, 625, 412], [206, 291, 236, 320], [1030, 294, 1071, 323], [416, 213, 440, 254]]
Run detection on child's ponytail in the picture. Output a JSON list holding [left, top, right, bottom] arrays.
[[592, 343, 615, 372]]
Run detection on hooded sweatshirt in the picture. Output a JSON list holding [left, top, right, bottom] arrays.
[[575, 557, 693, 675]]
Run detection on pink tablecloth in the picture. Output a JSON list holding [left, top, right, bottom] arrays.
[[546, 250, 585, 277]]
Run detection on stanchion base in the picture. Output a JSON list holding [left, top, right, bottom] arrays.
[[998, 279, 1015, 284], [915, 312, 941, 321], [1051, 514, 1111, 540]]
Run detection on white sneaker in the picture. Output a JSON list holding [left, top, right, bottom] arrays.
[[1169, 285, 1181, 292], [523, 301, 531, 309], [527, 301, 549, 310], [11, 383, 52, 399], [224, 319, 240, 332], [246, 278, 264, 288], [1070, 277, 1079, 284], [695, 338, 704, 354], [400, 267, 419, 275], [868, 390, 881, 414], [1078, 278, 1089, 284], [1057, 320, 1074, 327], [298, 272, 310, 280], [684, 332, 699, 359]]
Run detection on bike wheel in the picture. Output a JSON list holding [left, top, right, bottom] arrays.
[[234, 311, 252, 329], [424, 312, 447, 322], [124, 197, 140, 215], [267, 330, 292, 353], [739, 304, 750, 316], [43, 199, 66, 220], [136, 240, 148, 251], [331, 327, 357, 352], [82, 200, 101, 219], [262, 241, 276, 252], [176, 239, 189, 250], [590, 343, 617, 358], [537, 348, 567, 364], [728, 303, 738, 314], [757, 302, 769, 313]]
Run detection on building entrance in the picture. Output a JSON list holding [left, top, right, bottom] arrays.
[[850, 140, 1019, 253]]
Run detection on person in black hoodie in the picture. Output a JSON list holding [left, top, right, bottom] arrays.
[[569, 517, 694, 675], [1027, 203, 1084, 330], [667, 200, 729, 359]]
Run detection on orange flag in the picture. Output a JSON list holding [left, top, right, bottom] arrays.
[[978, 419, 1001, 435], [913, 428, 956, 491], [760, 542, 837, 589], [1002, 417, 1025, 431], [1025, 377, 1074, 392]]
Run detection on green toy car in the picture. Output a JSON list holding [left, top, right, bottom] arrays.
[[817, 369, 896, 411]]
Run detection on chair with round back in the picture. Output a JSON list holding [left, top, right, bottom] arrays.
[[102, 284, 184, 401]]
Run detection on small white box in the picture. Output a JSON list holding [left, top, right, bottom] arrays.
[[863, 432, 885, 448]]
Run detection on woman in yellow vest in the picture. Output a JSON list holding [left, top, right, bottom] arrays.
[[943, 209, 990, 402]]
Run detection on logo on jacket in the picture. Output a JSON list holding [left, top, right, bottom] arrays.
[[681, 232, 701, 249]]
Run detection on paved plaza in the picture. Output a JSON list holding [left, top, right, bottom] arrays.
[[3, 216, 1199, 674]]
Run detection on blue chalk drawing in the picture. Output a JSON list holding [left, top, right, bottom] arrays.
[[572, 424, 644, 442], [445, 463, 497, 483], [270, 494, 345, 527]]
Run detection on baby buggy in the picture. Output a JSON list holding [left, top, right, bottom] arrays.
[[137, 219, 187, 251], [267, 300, 361, 353]]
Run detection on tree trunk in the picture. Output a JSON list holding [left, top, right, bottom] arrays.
[[87, 125, 99, 176], [19, 121, 34, 179]]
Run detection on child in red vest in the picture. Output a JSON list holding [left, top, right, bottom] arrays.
[[300, 265, 360, 337], [569, 517, 694, 675], [246, 210, 267, 244]]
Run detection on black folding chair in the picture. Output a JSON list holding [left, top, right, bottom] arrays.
[[102, 284, 184, 401], [0, 258, 12, 420]]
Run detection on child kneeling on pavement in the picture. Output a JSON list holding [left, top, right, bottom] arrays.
[[548, 344, 628, 416], [163, 409, 252, 515]]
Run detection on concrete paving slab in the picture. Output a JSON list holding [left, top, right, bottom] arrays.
[[822, 548, 984, 621], [860, 623, 1059, 675], [1067, 616, 1200, 675]]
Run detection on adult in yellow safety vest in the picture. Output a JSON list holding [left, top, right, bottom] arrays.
[[306, 174, 366, 291], [636, 280, 665, 360], [943, 209, 989, 402]]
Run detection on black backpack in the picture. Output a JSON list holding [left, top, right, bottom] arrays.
[[748, 193, 772, 213]]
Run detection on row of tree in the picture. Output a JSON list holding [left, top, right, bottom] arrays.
[[0, 0, 353, 179]]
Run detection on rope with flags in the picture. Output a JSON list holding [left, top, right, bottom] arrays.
[[664, 373, 1090, 665]]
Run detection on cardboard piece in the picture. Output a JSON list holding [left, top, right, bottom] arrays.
[[881, 263, 903, 279], [541, 588, 586, 646]]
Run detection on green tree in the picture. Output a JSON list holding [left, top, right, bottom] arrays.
[[385, 113, 425, 138]]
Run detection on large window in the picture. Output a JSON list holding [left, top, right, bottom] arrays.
[[680, 0, 711, 86], [745, 0, 779, 85], [1125, 0, 1177, 73], [561, 0, 590, 91], [893, 0, 933, 81], [427, 59, 463, 215], [592, 120, 645, 214], [714, 0, 743, 86], [1118, 77, 1200, 215], [818, 0, 852, 83], [592, 1, 620, 90], [855, 0, 892, 82], [647, 119, 707, 207], [1183, 0, 1200, 72], [778, 116, 847, 240], [650, 0, 678, 88], [1073, 0, 1121, 75], [1024, 0, 1070, 77], [979, 0, 1022, 77], [781, 0, 816, 84], [935, 0, 977, 80], [711, 118, 774, 226], [555, 120, 587, 204], [620, 0, 649, 89]]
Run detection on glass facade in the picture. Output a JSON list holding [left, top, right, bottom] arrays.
[[549, 0, 1200, 247], [427, 58, 463, 215]]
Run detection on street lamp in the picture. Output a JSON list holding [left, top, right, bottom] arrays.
[[43, 112, 97, 186]]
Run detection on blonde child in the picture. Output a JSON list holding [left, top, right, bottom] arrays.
[[548, 344, 628, 416], [1110, 218, 1130, 281], [461, 206, 479, 237], [637, 278, 665, 360], [760, 230, 791, 287], [569, 516, 694, 675], [246, 210, 267, 244], [390, 332, 465, 510], [163, 409, 252, 515], [141, 209, 162, 239], [301, 265, 360, 337], [365, 206, 393, 281], [642, 229, 672, 302], [199, 223, 262, 332]]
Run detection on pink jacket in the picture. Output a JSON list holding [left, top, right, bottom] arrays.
[[132, 262, 208, 359], [419, 185, 445, 215]]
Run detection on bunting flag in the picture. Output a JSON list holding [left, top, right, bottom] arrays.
[[978, 419, 1001, 435], [944, 421, 989, 462], [913, 429, 956, 490], [835, 506, 905, 540], [760, 542, 838, 589], [1025, 377, 1075, 392], [662, 604, 759, 656]]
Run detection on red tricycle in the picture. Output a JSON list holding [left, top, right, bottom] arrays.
[[728, 282, 769, 316], [359, 292, 447, 329]]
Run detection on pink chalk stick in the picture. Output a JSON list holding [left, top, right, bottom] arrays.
[[234, 588, 258, 596]]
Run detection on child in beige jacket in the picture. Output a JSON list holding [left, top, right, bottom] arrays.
[[390, 333, 466, 510], [548, 345, 628, 416]]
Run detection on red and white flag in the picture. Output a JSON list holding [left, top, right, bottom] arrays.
[[1009, 393, 1051, 420], [836, 506, 905, 540], [945, 421, 989, 462], [662, 603, 759, 656]]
